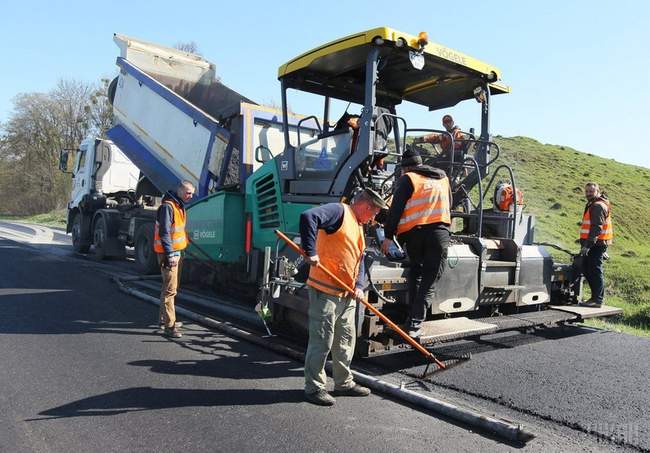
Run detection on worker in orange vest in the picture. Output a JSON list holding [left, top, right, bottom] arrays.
[[578, 182, 613, 307], [381, 148, 452, 338], [153, 180, 195, 338], [413, 114, 465, 166], [299, 189, 387, 406]]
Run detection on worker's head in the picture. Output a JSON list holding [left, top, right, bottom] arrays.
[[350, 189, 387, 224], [400, 147, 422, 173], [442, 114, 455, 132], [177, 180, 196, 203], [584, 182, 600, 201]]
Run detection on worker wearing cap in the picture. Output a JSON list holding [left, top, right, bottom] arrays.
[[153, 180, 195, 338], [381, 148, 452, 338], [299, 189, 387, 406], [578, 182, 613, 307], [413, 114, 465, 166]]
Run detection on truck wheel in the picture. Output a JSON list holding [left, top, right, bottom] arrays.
[[72, 213, 90, 253], [93, 216, 109, 260], [135, 224, 159, 274]]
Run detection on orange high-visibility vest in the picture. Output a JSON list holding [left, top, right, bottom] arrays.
[[439, 127, 465, 152], [307, 204, 365, 297], [580, 198, 613, 241], [154, 199, 188, 253], [397, 173, 451, 235]]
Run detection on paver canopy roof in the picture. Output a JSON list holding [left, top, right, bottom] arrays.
[[278, 27, 509, 110]]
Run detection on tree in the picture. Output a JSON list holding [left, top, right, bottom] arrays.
[[0, 79, 98, 215], [174, 41, 200, 55], [85, 78, 114, 138]]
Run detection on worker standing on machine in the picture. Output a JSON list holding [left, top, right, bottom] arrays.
[[578, 182, 613, 307], [381, 148, 452, 338], [153, 180, 195, 338], [299, 189, 387, 406], [413, 114, 465, 166]]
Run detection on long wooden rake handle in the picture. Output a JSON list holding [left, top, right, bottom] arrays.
[[274, 229, 445, 369]]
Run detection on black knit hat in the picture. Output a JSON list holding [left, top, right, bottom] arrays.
[[401, 147, 422, 167]]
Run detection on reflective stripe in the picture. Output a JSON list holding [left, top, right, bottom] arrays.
[[405, 195, 437, 210], [154, 223, 185, 233], [397, 173, 451, 235], [154, 199, 188, 252], [153, 236, 186, 246], [399, 208, 447, 225], [307, 204, 364, 297], [579, 198, 613, 241]]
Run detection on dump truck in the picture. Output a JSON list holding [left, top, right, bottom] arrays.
[[60, 34, 316, 274], [66, 29, 622, 356]]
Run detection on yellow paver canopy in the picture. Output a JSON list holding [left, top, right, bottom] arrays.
[[278, 27, 509, 110]]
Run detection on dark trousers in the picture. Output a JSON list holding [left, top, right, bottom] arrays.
[[583, 244, 606, 304], [403, 225, 450, 327]]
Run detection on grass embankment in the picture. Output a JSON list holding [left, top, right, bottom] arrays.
[[0, 209, 67, 229], [495, 136, 650, 335]]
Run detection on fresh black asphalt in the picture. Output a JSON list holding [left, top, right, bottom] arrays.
[[0, 236, 523, 453], [0, 222, 645, 452]]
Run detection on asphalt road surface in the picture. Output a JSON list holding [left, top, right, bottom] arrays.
[[0, 221, 646, 452]]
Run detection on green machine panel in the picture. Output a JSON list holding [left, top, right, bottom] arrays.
[[186, 191, 245, 264], [246, 159, 314, 250]]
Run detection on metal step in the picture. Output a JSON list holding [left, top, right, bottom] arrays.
[[483, 285, 525, 291], [484, 260, 517, 267], [474, 309, 578, 329], [418, 309, 581, 345], [549, 304, 623, 319], [419, 317, 498, 345]]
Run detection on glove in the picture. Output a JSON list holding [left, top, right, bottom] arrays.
[[579, 246, 590, 257]]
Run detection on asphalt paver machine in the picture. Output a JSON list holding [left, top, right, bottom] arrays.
[[246, 27, 622, 356]]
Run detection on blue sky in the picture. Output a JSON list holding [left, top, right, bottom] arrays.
[[1, 0, 648, 168]]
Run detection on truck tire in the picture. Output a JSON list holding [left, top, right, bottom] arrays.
[[72, 213, 90, 253], [135, 223, 159, 274], [93, 216, 109, 260]]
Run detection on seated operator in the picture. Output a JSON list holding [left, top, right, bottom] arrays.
[[335, 107, 392, 172]]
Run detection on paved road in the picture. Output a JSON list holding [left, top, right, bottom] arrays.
[[0, 230, 524, 453], [0, 222, 642, 452], [366, 324, 650, 451]]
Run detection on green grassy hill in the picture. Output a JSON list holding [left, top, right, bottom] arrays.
[[494, 136, 650, 334]]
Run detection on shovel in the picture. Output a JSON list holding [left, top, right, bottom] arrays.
[[275, 229, 449, 375]]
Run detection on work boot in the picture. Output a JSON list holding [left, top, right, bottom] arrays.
[[579, 300, 602, 308], [163, 326, 182, 338], [408, 325, 424, 338], [157, 321, 183, 333], [304, 389, 335, 406], [332, 384, 371, 397]]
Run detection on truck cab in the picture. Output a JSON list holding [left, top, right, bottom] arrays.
[[60, 137, 141, 257], [66, 138, 139, 214]]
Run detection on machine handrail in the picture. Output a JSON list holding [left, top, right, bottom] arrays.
[[448, 156, 484, 238], [481, 164, 519, 240], [374, 112, 408, 157], [296, 116, 322, 151], [405, 128, 455, 175]]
